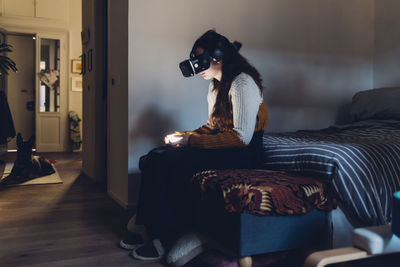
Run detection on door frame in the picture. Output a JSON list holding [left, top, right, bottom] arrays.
[[2, 26, 69, 152], [35, 32, 68, 152]]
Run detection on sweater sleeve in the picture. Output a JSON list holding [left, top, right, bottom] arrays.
[[189, 73, 263, 149], [188, 128, 246, 148], [179, 124, 215, 135], [230, 74, 263, 144]]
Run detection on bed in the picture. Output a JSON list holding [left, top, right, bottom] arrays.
[[178, 88, 400, 265], [263, 87, 400, 227], [263, 119, 400, 226]]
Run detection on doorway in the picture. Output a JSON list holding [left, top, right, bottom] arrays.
[[35, 34, 67, 152], [7, 34, 36, 150], [4, 30, 68, 152]]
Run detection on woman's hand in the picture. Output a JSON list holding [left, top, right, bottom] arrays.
[[164, 132, 190, 147]]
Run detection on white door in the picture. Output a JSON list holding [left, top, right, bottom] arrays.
[[7, 34, 36, 149], [35, 33, 68, 152]]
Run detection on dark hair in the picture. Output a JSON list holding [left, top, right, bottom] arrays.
[[192, 30, 263, 130]]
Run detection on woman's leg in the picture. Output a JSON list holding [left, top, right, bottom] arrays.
[[131, 146, 190, 259], [137, 145, 259, 241], [132, 144, 260, 258], [136, 146, 196, 245], [121, 148, 170, 251]]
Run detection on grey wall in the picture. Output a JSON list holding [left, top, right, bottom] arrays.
[[374, 0, 400, 88], [128, 0, 374, 173]]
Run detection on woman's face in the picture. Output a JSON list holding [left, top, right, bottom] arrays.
[[195, 47, 223, 81]]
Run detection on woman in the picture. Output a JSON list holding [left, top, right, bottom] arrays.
[[122, 30, 269, 261]]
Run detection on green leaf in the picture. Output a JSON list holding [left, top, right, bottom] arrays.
[[0, 42, 18, 75]]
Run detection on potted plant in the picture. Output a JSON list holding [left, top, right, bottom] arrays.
[[0, 42, 17, 157], [0, 43, 18, 75]]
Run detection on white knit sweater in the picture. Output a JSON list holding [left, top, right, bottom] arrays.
[[207, 73, 263, 145]]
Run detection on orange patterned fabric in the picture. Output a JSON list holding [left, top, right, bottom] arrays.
[[187, 101, 269, 149], [191, 169, 337, 216]]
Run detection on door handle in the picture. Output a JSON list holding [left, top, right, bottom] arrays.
[[26, 101, 35, 111]]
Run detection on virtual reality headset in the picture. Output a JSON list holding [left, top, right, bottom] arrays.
[[179, 49, 223, 77], [179, 30, 241, 77]]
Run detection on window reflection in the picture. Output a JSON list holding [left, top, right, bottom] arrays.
[[39, 38, 60, 112]]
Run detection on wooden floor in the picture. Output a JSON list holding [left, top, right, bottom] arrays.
[[0, 152, 164, 267], [0, 152, 312, 267], [2, 152, 399, 266]]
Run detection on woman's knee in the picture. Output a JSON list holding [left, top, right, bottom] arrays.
[[148, 146, 190, 165]]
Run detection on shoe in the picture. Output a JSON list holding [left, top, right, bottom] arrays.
[[166, 232, 209, 267], [119, 232, 145, 250], [131, 238, 165, 261]]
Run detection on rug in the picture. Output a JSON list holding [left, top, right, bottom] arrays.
[[0, 162, 62, 186]]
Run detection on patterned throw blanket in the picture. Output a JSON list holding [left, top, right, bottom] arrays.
[[191, 169, 337, 216]]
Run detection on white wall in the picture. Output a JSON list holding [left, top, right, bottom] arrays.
[[128, 0, 374, 173], [374, 0, 400, 88]]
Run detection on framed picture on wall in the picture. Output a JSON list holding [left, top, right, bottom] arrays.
[[71, 59, 82, 74], [71, 76, 82, 92]]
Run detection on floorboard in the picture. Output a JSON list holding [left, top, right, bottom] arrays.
[[0, 151, 309, 267], [0, 152, 163, 267]]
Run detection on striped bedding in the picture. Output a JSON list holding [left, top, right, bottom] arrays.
[[262, 120, 400, 226]]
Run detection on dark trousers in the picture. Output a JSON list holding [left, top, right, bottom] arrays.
[[135, 132, 264, 246]]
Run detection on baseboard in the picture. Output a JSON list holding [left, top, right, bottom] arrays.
[[108, 189, 137, 210]]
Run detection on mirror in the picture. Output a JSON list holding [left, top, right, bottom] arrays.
[[39, 38, 60, 112]]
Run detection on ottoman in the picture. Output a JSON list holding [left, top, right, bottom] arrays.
[[190, 169, 337, 266]]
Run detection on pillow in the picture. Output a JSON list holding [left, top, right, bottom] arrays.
[[350, 87, 400, 121]]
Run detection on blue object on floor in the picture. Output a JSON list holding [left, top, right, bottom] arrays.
[[393, 191, 400, 237]]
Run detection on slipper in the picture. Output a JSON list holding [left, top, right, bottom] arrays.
[[131, 238, 165, 261], [119, 232, 145, 250], [166, 232, 209, 267]]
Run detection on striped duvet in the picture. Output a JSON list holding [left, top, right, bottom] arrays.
[[262, 120, 400, 226]]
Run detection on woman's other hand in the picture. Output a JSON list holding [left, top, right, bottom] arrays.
[[164, 133, 180, 144], [164, 133, 190, 147]]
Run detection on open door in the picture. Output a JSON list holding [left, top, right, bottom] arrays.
[[0, 28, 9, 155], [6, 33, 35, 150], [35, 33, 68, 152], [81, 0, 107, 184]]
